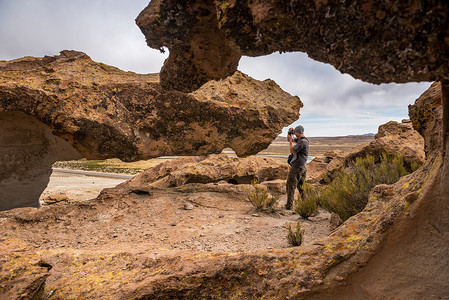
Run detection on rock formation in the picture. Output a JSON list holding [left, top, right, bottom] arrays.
[[0, 50, 300, 160], [121, 154, 289, 189], [0, 83, 445, 299], [137, 0, 449, 91], [307, 119, 426, 183], [0, 112, 82, 211], [135, 1, 449, 297], [0, 50, 301, 210], [1, 1, 449, 297]]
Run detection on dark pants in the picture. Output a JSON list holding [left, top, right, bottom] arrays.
[[286, 166, 307, 209]]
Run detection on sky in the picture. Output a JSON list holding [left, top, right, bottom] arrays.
[[0, 0, 432, 137]]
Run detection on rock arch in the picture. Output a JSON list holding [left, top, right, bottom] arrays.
[[0, 111, 82, 210]]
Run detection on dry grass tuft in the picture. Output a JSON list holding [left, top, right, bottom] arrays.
[[246, 180, 279, 212], [286, 221, 304, 246], [294, 183, 318, 219]]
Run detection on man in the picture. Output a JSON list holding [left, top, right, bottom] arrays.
[[286, 125, 309, 210]]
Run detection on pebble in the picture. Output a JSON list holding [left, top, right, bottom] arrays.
[[184, 203, 194, 210]]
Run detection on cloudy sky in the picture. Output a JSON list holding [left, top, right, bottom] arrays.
[[0, 0, 432, 137]]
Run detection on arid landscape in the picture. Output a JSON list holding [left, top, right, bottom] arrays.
[[38, 136, 372, 254], [1, 1, 449, 299], [41, 135, 374, 203]]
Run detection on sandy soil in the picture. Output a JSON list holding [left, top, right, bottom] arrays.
[[35, 136, 367, 254], [39, 170, 130, 203]]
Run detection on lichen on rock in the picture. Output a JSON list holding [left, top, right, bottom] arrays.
[[137, 0, 449, 92]]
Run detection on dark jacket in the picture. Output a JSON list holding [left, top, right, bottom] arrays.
[[290, 137, 309, 168]]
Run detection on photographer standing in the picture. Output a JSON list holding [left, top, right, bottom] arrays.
[[286, 125, 309, 210]]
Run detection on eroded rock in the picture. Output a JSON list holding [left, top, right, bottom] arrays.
[[0, 51, 300, 210], [0, 112, 81, 211], [137, 1, 449, 91], [0, 50, 301, 160], [120, 153, 289, 189]]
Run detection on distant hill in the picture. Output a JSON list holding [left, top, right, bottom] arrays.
[[274, 134, 375, 142], [346, 133, 375, 137], [272, 134, 374, 157]]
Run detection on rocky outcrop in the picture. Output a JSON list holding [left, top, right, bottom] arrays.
[[0, 50, 300, 210], [121, 154, 289, 189], [409, 82, 444, 158], [310, 119, 426, 183], [0, 112, 81, 211], [137, 1, 449, 91], [0, 50, 300, 160], [0, 84, 445, 299]]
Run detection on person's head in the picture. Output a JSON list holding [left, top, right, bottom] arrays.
[[294, 125, 305, 138]]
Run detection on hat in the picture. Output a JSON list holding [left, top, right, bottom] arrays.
[[294, 125, 304, 134]]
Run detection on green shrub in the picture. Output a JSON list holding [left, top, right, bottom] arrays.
[[246, 180, 279, 212], [294, 183, 319, 219], [318, 153, 419, 221], [286, 221, 304, 246]]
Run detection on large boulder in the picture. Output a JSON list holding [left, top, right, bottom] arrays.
[[137, 0, 449, 91], [311, 119, 426, 183], [0, 50, 301, 160], [0, 50, 300, 210], [121, 153, 289, 189]]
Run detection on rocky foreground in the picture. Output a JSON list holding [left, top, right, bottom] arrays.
[[0, 83, 440, 299], [136, 2, 449, 296]]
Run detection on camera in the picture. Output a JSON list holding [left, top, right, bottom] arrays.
[[288, 129, 295, 135]]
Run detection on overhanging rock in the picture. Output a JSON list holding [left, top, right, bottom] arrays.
[[0, 50, 301, 210], [137, 0, 449, 91]]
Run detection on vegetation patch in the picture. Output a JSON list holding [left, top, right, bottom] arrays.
[[286, 221, 303, 246], [52, 158, 169, 174], [305, 153, 421, 221], [294, 183, 318, 219], [245, 180, 279, 212]]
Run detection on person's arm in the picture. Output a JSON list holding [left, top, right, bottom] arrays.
[[287, 129, 295, 153], [292, 138, 305, 153], [289, 139, 294, 153]]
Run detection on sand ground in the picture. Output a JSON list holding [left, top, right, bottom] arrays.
[[39, 170, 130, 204], [37, 136, 371, 253], [37, 167, 332, 252]]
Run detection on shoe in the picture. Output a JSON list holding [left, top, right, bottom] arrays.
[[285, 204, 292, 210]]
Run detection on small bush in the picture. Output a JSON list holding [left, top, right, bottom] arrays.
[[294, 183, 319, 219], [318, 153, 419, 221], [246, 180, 279, 212], [286, 221, 304, 246]]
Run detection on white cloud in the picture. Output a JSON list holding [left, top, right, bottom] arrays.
[[238, 53, 431, 136], [0, 0, 167, 73]]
